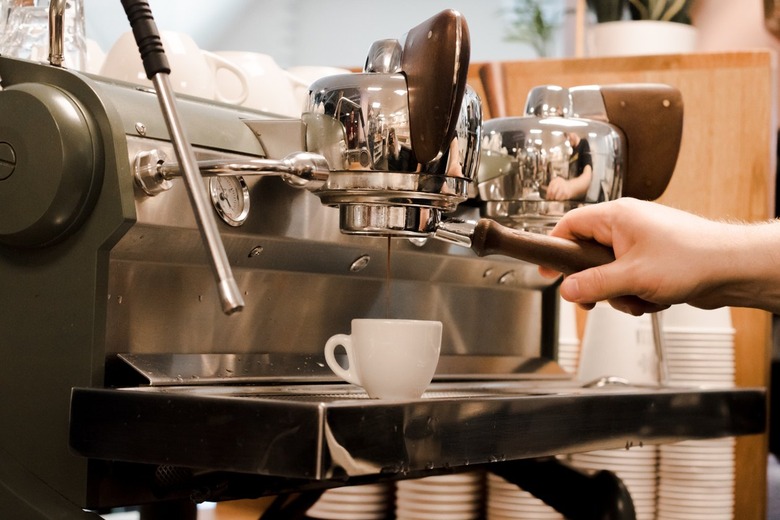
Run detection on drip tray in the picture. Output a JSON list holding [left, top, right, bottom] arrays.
[[69, 381, 764, 481]]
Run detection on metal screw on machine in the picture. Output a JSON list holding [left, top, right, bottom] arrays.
[[120, 0, 244, 314]]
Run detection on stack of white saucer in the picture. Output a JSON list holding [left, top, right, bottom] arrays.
[[557, 297, 581, 375], [569, 446, 659, 520], [657, 305, 736, 520], [657, 437, 736, 520], [395, 472, 484, 520], [486, 472, 563, 520], [306, 482, 393, 520], [661, 304, 735, 388]]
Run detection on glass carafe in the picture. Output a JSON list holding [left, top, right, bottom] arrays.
[[0, 0, 85, 70]]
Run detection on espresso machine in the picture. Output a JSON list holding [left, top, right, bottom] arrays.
[[0, 2, 764, 519]]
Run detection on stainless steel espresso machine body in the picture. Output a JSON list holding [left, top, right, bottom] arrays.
[[0, 6, 764, 519]]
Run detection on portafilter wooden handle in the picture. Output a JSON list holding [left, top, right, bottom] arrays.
[[599, 83, 683, 201], [401, 9, 470, 164], [470, 218, 615, 276]]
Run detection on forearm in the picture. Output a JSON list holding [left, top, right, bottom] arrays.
[[705, 220, 780, 313], [569, 167, 592, 197]]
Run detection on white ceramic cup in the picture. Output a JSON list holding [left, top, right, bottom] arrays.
[[324, 319, 442, 399], [100, 31, 248, 105], [214, 51, 303, 116], [83, 38, 106, 74], [286, 65, 352, 113], [577, 302, 658, 385]]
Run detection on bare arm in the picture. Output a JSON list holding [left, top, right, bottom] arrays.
[[539, 198, 780, 315]]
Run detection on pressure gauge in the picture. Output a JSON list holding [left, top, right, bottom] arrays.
[[209, 176, 250, 226]]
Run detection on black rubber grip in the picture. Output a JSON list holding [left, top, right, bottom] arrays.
[[120, 0, 170, 79]]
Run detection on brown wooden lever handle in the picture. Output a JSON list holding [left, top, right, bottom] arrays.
[[470, 219, 615, 276]]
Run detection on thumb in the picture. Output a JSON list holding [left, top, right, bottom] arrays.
[[559, 264, 622, 304]]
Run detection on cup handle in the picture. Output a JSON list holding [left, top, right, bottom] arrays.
[[324, 334, 361, 386], [202, 51, 249, 105]]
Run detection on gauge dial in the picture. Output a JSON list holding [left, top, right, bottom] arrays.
[[209, 176, 250, 226]]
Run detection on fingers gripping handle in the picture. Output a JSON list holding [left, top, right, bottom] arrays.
[[120, 0, 170, 79]]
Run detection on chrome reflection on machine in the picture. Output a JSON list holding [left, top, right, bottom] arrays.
[[478, 85, 624, 231], [477, 82, 683, 234]]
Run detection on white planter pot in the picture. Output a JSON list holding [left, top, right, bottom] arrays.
[[588, 20, 698, 57]]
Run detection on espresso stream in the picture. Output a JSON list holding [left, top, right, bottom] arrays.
[[386, 236, 392, 318]]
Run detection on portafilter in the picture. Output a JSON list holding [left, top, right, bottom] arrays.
[[302, 9, 479, 237]]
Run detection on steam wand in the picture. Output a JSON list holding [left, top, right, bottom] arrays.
[[120, 0, 244, 314]]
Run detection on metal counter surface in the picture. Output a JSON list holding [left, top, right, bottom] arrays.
[[69, 381, 764, 481]]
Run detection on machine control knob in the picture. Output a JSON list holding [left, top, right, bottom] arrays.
[[0, 142, 17, 181], [0, 83, 103, 247]]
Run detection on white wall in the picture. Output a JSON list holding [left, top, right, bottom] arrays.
[[85, 0, 573, 68]]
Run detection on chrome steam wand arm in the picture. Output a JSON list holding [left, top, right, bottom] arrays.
[[134, 151, 331, 196], [158, 153, 330, 188], [121, 0, 244, 314]]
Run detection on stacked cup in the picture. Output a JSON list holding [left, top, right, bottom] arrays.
[[569, 447, 659, 520], [306, 483, 393, 520], [101, 31, 249, 106], [557, 296, 581, 375], [395, 472, 484, 520], [657, 304, 736, 520], [486, 472, 563, 520], [577, 302, 658, 386], [569, 303, 659, 520], [661, 304, 735, 388], [657, 438, 736, 520]]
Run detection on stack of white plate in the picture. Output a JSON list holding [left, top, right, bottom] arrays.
[[557, 297, 581, 375], [661, 304, 735, 388], [657, 437, 736, 520], [569, 446, 658, 520], [395, 472, 484, 520], [306, 482, 393, 520], [486, 472, 563, 520]]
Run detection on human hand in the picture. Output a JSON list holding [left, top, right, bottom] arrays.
[[546, 169, 592, 201], [545, 176, 576, 201], [539, 198, 774, 315]]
